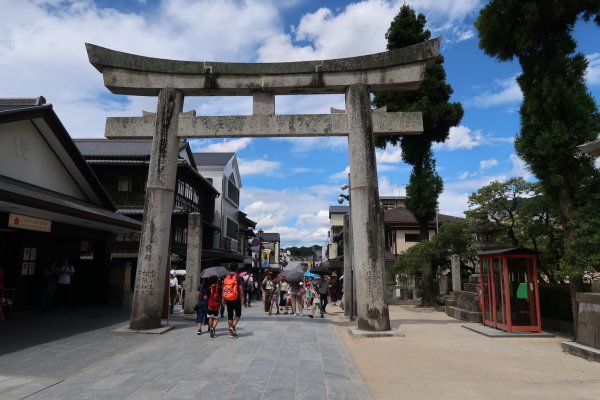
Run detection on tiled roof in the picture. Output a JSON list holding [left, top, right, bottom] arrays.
[[74, 139, 153, 158], [193, 152, 235, 167], [384, 207, 463, 225]]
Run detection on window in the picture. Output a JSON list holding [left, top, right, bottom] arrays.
[[117, 176, 132, 192], [175, 226, 188, 244], [225, 217, 238, 239], [227, 179, 239, 205], [405, 234, 421, 243]]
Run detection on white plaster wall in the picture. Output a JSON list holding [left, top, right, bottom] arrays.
[[394, 228, 436, 253], [0, 120, 86, 199]]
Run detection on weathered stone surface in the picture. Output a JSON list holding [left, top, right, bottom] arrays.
[[463, 283, 479, 293], [562, 341, 600, 363], [454, 291, 480, 312], [451, 254, 461, 292], [129, 88, 183, 330], [183, 212, 202, 315], [343, 213, 351, 317], [252, 91, 275, 115], [105, 112, 423, 138], [86, 39, 440, 95], [446, 306, 482, 323], [346, 84, 390, 332]]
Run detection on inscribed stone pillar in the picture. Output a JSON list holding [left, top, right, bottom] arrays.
[[183, 212, 202, 314], [451, 254, 461, 292], [439, 272, 448, 295], [130, 88, 183, 330], [346, 84, 390, 332], [343, 214, 351, 317]]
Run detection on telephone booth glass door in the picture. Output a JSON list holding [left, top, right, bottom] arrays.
[[478, 248, 541, 333]]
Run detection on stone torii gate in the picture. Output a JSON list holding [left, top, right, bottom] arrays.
[[86, 39, 440, 332]]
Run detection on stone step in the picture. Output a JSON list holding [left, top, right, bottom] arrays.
[[446, 305, 482, 323], [463, 283, 480, 293], [445, 298, 457, 307]]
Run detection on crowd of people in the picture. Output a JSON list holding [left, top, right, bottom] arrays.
[[195, 265, 341, 339]]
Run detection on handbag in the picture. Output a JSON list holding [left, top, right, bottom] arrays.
[[193, 303, 199, 311]]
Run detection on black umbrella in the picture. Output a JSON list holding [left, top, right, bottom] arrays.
[[199, 266, 230, 278], [277, 270, 304, 282], [309, 265, 331, 275]]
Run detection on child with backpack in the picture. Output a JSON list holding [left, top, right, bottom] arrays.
[[206, 275, 222, 338]]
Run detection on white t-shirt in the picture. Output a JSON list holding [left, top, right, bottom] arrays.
[[57, 264, 74, 285]]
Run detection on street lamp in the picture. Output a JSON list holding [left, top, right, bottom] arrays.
[[339, 178, 355, 321]]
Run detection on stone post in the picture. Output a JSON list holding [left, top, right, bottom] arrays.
[[343, 213, 351, 317], [346, 84, 390, 331], [440, 270, 448, 295], [130, 88, 183, 330], [183, 212, 202, 314], [451, 254, 461, 292]]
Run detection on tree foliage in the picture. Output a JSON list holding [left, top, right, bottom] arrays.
[[394, 220, 474, 281], [475, 1, 600, 281], [466, 178, 564, 281], [374, 4, 463, 306], [285, 246, 322, 258]]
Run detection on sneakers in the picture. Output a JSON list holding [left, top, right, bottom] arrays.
[[229, 328, 237, 338], [283, 312, 288, 315], [210, 328, 215, 338], [197, 330, 202, 335], [308, 315, 313, 319]]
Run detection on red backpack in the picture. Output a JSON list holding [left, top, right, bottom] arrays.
[[222, 273, 239, 301], [207, 284, 221, 310]]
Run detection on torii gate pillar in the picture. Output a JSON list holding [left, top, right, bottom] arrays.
[[346, 85, 390, 331], [130, 88, 183, 330]]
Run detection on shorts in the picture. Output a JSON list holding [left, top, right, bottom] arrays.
[[196, 305, 208, 324], [226, 299, 242, 320], [207, 309, 219, 319]]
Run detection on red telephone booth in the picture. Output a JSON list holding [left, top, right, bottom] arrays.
[[479, 247, 542, 333]]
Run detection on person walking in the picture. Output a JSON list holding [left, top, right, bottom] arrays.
[[329, 272, 338, 306], [169, 270, 179, 314], [262, 273, 273, 312], [206, 275, 222, 338], [270, 278, 280, 316], [223, 265, 244, 338], [279, 276, 289, 312], [243, 273, 254, 307], [318, 276, 329, 315], [195, 279, 210, 335], [57, 257, 75, 309], [308, 284, 324, 318]]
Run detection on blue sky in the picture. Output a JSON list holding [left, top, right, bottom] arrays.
[[1, 0, 599, 247]]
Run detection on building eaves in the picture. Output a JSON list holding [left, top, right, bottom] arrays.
[[0, 104, 116, 211], [193, 152, 235, 167]]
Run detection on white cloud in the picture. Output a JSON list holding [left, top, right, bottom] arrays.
[[192, 138, 253, 153], [509, 154, 532, 179], [378, 176, 406, 197], [479, 158, 498, 170], [586, 53, 600, 85], [471, 76, 523, 108], [330, 166, 350, 181], [376, 145, 403, 164], [241, 184, 340, 247], [238, 158, 281, 177], [258, 0, 482, 62], [0, 0, 281, 138], [434, 125, 483, 151]]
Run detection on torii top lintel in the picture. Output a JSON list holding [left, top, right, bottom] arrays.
[[85, 39, 440, 96]]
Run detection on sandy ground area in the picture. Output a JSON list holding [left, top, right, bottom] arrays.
[[330, 304, 600, 400]]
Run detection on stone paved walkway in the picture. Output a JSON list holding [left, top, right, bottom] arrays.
[[0, 305, 370, 400]]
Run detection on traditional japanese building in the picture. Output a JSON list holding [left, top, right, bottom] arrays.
[[0, 98, 141, 310]]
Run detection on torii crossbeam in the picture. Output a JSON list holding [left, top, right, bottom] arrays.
[[86, 39, 440, 332]]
